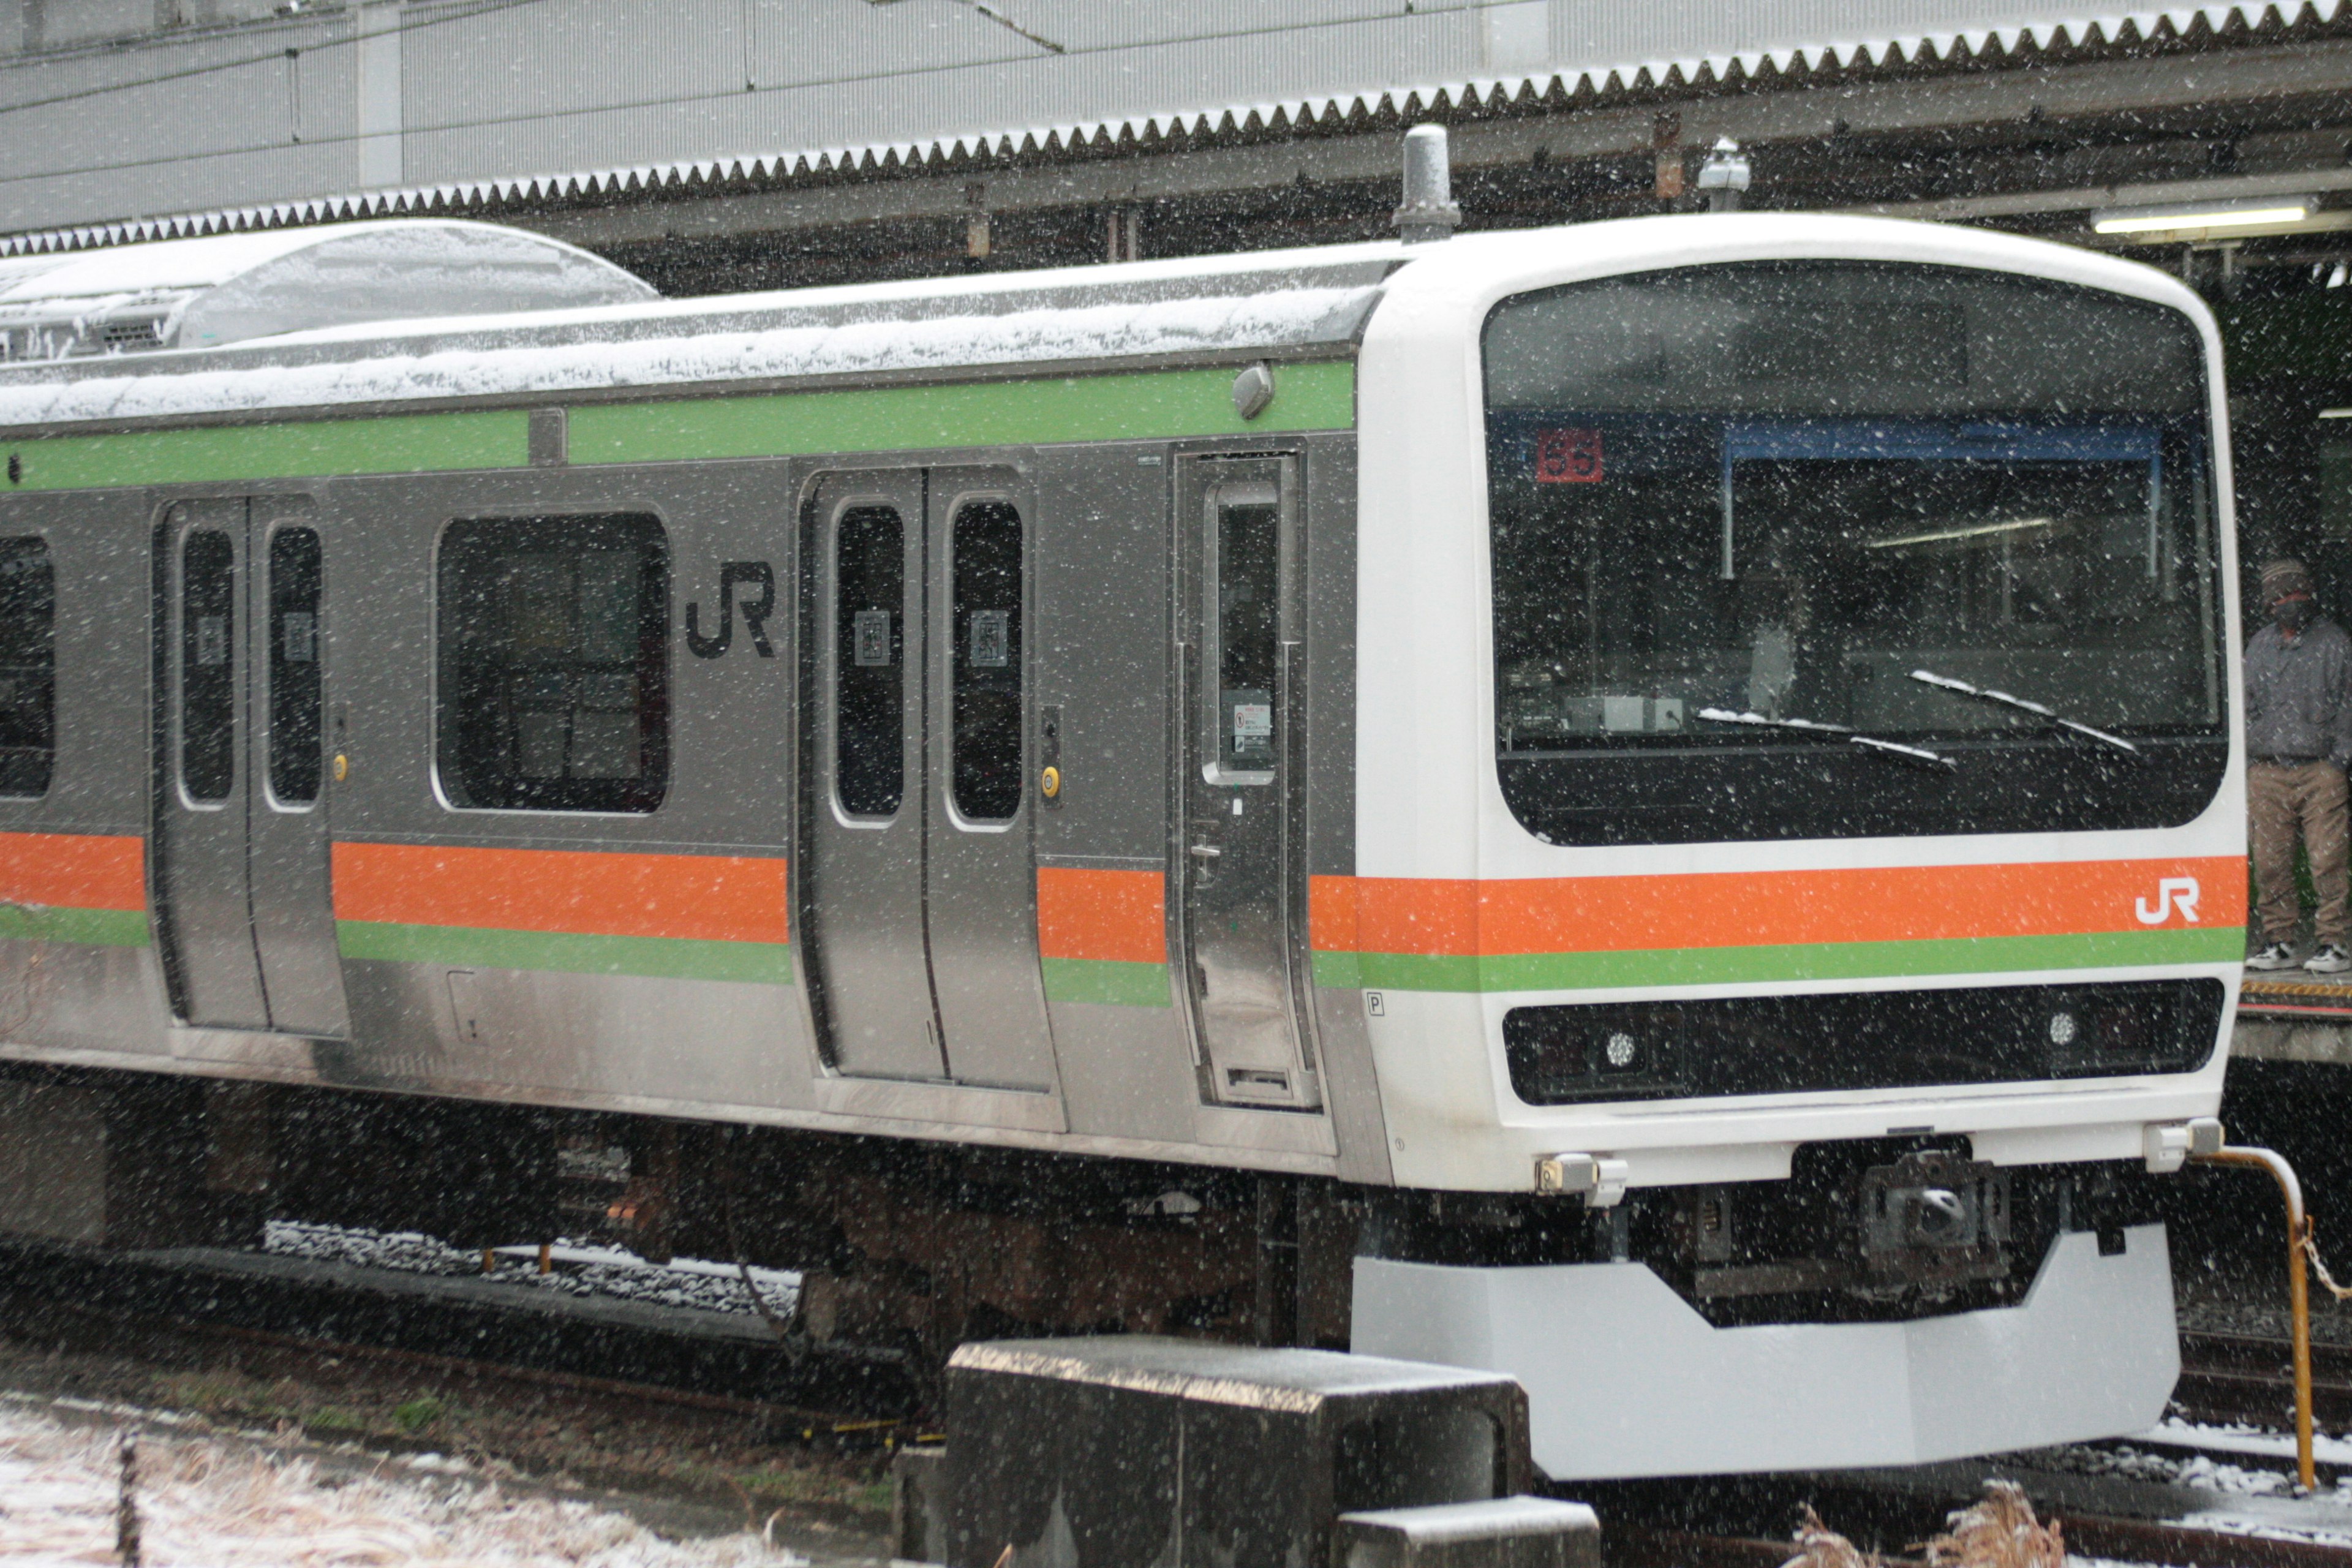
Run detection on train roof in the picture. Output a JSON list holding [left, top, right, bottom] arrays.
[[0, 225, 1402, 434], [0, 213, 2208, 439], [0, 220, 654, 364]]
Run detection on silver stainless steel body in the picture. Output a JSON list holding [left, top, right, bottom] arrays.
[[0, 427, 1368, 1170], [0, 217, 2234, 1199], [1174, 456, 1320, 1110], [921, 467, 1059, 1095], [152, 496, 346, 1037], [800, 470, 948, 1082], [153, 497, 268, 1030], [796, 466, 1060, 1093]]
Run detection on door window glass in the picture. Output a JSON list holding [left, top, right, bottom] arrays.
[[0, 538, 55, 798], [267, 527, 323, 804], [951, 500, 1022, 820], [437, 514, 669, 813], [835, 505, 905, 817], [1216, 497, 1281, 774], [181, 529, 236, 802]]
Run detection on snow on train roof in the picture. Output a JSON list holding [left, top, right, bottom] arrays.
[[0, 220, 654, 368], [0, 228, 1401, 433]]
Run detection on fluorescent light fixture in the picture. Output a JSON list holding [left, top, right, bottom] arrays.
[[2322, 409, 2352, 420], [1866, 516, 2054, 551], [2092, 196, 2315, 235]]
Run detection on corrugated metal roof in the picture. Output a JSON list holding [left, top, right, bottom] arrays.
[[1, 0, 2342, 258]]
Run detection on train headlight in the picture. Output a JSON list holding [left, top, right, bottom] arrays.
[[2048, 1011, 2078, 1047], [1602, 1031, 1640, 1071]]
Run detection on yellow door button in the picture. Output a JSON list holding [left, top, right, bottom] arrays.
[[332, 753, 349, 783], [1040, 765, 1060, 798]]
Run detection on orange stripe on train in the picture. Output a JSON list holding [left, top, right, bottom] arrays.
[[333, 842, 788, 946], [0, 832, 145, 911], [1310, 857, 2246, 957], [1037, 866, 1165, 963]]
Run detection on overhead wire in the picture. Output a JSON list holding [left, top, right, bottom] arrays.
[[0, 0, 549, 120], [0, 0, 1496, 193]]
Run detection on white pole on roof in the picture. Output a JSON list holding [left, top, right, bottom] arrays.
[[1393, 124, 1461, 244]]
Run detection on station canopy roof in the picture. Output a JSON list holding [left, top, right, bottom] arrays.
[[1, 0, 2343, 261]]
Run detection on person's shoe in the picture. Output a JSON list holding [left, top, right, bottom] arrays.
[[2247, 941, 2300, 970], [2308, 944, 2352, 974]]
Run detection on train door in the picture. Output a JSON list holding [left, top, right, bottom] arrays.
[[921, 469, 1055, 1090], [797, 469, 1056, 1090], [153, 498, 348, 1036], [1173, 456, 1319, 1109]]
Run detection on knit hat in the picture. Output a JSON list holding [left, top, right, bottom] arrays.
[[2263, 558, 2316, 603]]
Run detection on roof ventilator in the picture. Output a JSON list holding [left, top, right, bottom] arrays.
[[1699, 137, 1752, 212], [99, 317, 168, 352], [1393, 124, 1462, 244]]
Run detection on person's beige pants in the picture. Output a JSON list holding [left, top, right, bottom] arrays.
[[2250, 760, 2351, 946]]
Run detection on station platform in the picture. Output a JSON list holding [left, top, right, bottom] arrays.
[[2236, 962, 2352, 1062]]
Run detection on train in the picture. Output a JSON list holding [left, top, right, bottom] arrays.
[[0, 145, 2241, 1480]]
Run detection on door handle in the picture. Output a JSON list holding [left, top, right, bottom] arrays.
[[1188, 843, 1223, 859]]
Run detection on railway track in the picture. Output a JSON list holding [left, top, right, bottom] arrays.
[[15, 1234, 2352, 1568], [0, 1229, 931, 1538], [0, 1248, 956, 1558], [2177, 1327, 2352, 1430], [0, 1233, 918, 1420], [1581, 1326, 2352, 1568], [1594, 1466, 2352, 1568]]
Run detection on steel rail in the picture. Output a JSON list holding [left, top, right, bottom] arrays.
[[2174, 1343, 2352, 1432], [1593, 1485, 2352, 1568], [0, 1235, 924, 1441]]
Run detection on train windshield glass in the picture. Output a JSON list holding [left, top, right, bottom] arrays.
[[1483, 261, 2226, 845]]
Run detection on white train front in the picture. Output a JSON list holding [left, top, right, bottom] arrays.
[[0, 207, 2239, 1479]]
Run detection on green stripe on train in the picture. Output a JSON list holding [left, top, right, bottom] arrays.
[[337, 920, 791, 985], [6, 363, 1355, 489], [1041, 956, 1174, 1008], [0, 905, 149, 948], [1311, 927, 2247, 992], [568, 363, 1355, 464], [10, 410, 530, 489]]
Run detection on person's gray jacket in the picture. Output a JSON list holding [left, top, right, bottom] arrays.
[[2245, 614, 2352, 765]]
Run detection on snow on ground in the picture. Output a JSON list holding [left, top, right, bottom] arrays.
[[0, 1402, 793, 1566], [2059, 1441, 2304, 1494], [263, 1222, 801, 1321]]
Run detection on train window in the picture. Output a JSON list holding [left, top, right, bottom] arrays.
[[834, 505, 904, 818], [1485, 261, 2228, 844], [267, 527, 323, 805], [180, 529, 236, 803], [950, 500, 1022, 820], [436, 514, 669, 813], [0, 539, 54, 798], [1214, 489, 1280, 777]]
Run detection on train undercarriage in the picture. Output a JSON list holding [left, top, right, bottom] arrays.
[[0, 1063, 2174, 1372]]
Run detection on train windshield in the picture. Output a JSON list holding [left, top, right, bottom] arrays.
[[1484, 261, 2227, 846]]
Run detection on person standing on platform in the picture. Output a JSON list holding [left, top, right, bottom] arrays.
[[2246, 557, 2352, 973]]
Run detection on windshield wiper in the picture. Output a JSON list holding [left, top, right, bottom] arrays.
[[1696, 707, 1850, 734], [1697, 708, 1956, 770], [1907, 670, 2139, 755]]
